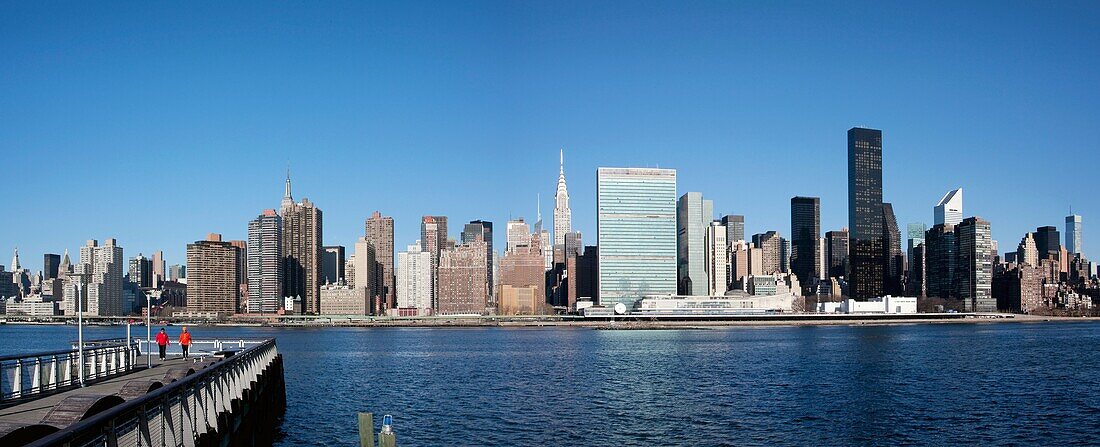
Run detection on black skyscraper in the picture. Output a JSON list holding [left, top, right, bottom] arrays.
[[321, 246, 345, 285], [1032, 226, 1061, 260], [790, 197, 821, 288], [848, 127, 886, 300], [882, 202, 904, 296], [721, 215, 745, 243], [43, 253, 61, 280], [825, 229, 849, 279]]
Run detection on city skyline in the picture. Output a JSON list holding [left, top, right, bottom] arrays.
[[3, 2, 1100, 268]]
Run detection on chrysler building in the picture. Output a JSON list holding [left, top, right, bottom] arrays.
[[554, 149, 572, 246]]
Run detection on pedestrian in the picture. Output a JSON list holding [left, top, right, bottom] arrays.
[[156, 328, 169, 360], [179, 326, 192, 358]]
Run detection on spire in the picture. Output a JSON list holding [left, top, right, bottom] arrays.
[[60, 249, 71, 272], [280, 167, 295, 211], [11, 248, 20, 271]]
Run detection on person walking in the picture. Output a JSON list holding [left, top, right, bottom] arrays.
[[179, 326, 193, 358], [156, 328, 169, 360]]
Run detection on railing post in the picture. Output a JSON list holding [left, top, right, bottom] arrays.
[[12, 359, 23, 398], [32, 357, 42, 394]]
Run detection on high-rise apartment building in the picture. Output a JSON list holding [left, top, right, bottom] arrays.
[[847, 127, 886, 300], [790, 196, 821, 289], [597, 168, 677, 308], [935, 188, 963, 227], [322, 246, 345, 285], [168, 264, 186, 281], [925, 224, 956, 299], [462, 220, 495, 298], [883, 202, 904, 296], [825, 229, 849, 279], [366, 211, 395, 306], [1017, 233, 1038, 266], [396, 242, 432, 315], [185, 234, 240, 316], [752, 231, 783, 275], [728, 240, 751, 288], [280, 174, 323, 314], [354, 237, 378, 311], [152, 250, 165, 287], [721, 215, 745, 245], [506, 219, 531, 252], [677, 192, 713, 296], [554, 150, 572, 246], [79, 239, 125, 316], [1066, 214, 1082, 256], [500, 233, 545, 306], [421, 216, 445, 308], [704, 221, 728, 295], [957, 217, 994, 312], [248, 210, 283, 314], [437, 240, 488, 315], [128, 254, 153, 288]]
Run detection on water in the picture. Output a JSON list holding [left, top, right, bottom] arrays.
[[2, 322, 1099, 446]]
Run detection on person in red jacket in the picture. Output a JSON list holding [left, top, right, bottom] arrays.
[[179, 327, 193, 358], [156, 328, 169, 360]]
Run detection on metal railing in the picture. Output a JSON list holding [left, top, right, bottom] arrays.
[[26, 339, 281, 447], [0, 342, 138, 404], [133, 338, 267, 358]]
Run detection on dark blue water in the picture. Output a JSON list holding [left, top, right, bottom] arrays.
[[3, 322, 1099, 446]]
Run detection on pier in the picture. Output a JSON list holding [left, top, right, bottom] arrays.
[[0, 338, 285, 446]]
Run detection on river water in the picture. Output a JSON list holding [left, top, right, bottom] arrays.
[[2, 321, 1099, 446]]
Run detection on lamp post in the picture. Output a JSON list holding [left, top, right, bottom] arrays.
[[146, 290, 152, 367], [68, 271, 91, 387]]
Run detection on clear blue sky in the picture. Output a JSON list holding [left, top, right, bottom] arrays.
[[2, 1, 1098, 270]]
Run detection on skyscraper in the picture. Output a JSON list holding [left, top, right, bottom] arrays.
[[436, 240, 488, 315], [934, 188, 963, 226], [825, 229, 849, 279], [462, 220, 495, 298], [321, 246, 345, 285], [151, 250, 165, 288], [500, 233, 545, 306], [43, 253, 60, 281], [554, 150, 572, 246], [883, 202, 904, 296], [847, 127, 885, 300], [354, 237, 378, 311], [247, 210, 283, 314], [506, 219, 531, 252], [280, 174, 323, 314], [128, 254, 153, 288], [185, 233, 241, 316], [677, 192, 713, 296], [597, 168, 677, 308], [79, 239, 124, 316], [790, 196, 821, 289], [925, 224, 956, 299], [906, 223, 927, 276], [366, 211, 395, 306], [721, 215, 745, 244], [1066, 214, 1082, 256], [1032, 226, 1061, 260], [421, 216, 444, 309], [396, 241, 432, 315], [752, 231, 783, 275], [957, 217, 994, 312], [1017, 232, 1038, 266], [704, 221, 728, 295]]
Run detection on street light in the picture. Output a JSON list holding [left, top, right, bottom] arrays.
[[68, 271, 91, 387]]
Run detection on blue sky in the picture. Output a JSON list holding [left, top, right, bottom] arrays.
[[2, 1, 1098, 270]]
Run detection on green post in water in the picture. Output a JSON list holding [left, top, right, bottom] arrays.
[[357, 413, 375, 447]]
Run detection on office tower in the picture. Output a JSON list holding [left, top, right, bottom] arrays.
[[752, 231, 783, 275], [825, 229, 849, 279], [247, 210, 283, 314], [882, 203, 904, 296], [790, 196, 821, 288], [185, 234, 240, 315], [436, 240, 488, 315], [721, 215, 745, 244], [462, 220, 495, 298], [228, 239, 247, 309], [1066, 214, 1082, 256], [907, 223, 926, 276], [78, 239, 124, 316], [322, 246, 345, 285], [1017, 233, 1038, 266], [925, 224, 956, 298], [597, 168, 677, 307], [500, 234, 545, 308], [818, 237, 827, 280], [564, 231, 583, 258], [704, 221, 728, 295], [421, 216, 443, 308], [677, 192, 713, 296], [151, 250, 164, 287], [168, 264, 186, 281], [847, 127, 886, 300], [1032, 226, 1061, 260], [280, 174, 323, 314], [366, 211, 395, 306], [554, 150, 572, 246], [354, 237, 378, 311], [957, 217, 994, 312], [728, 240, 751, 288], [43, 254, 60, 281], [934, 188, 964, 227], [506, 219, 531, 252], [128, 254, 153, 288], [396, 242, 432, 315], [908, 243, 927, 297]]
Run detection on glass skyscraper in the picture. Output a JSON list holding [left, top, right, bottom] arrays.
[[597, 168, 677, 308], [1066, 214, 1082, 256], [847, 127, 886, 300], [677, 192, 713, 296], [790, 196, 821, 289]]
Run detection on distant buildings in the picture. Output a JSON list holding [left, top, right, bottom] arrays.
[[396, 242, 432, 315], [321, 246, 345, 285], [462, 220, 494, 301], [499, 234, 545, 313], [597, 168, 677, 308], [934, 188, 963, 227], [319, 282, 368, 315], [436, 239, 488, 315], [924, 224, 956, 299], [847, 127, 886, 300], [1066, 214, 1082, 256], [790, 196, 821, 291], [720, 215, 745, 246], [883, 202, 904, 296], [353, 237, 379, 312], [128, 253, 153, 289], [366, 211, 395, 307], [956, 217, 995, 312], [79, 238, 125, 316], [43, 253, 60, 281], [185, 233, 241, 316], [247, 210, 283, 314], [677, 192, 713, 296], [553, 150, 572, 246], [704, 221, 727, 296], [752, 231, 783, 275], [825, 229, 849, 279]]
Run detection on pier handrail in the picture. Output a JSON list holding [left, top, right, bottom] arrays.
[[0, 342, 139, 404], [26, 338, 280, 447]]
